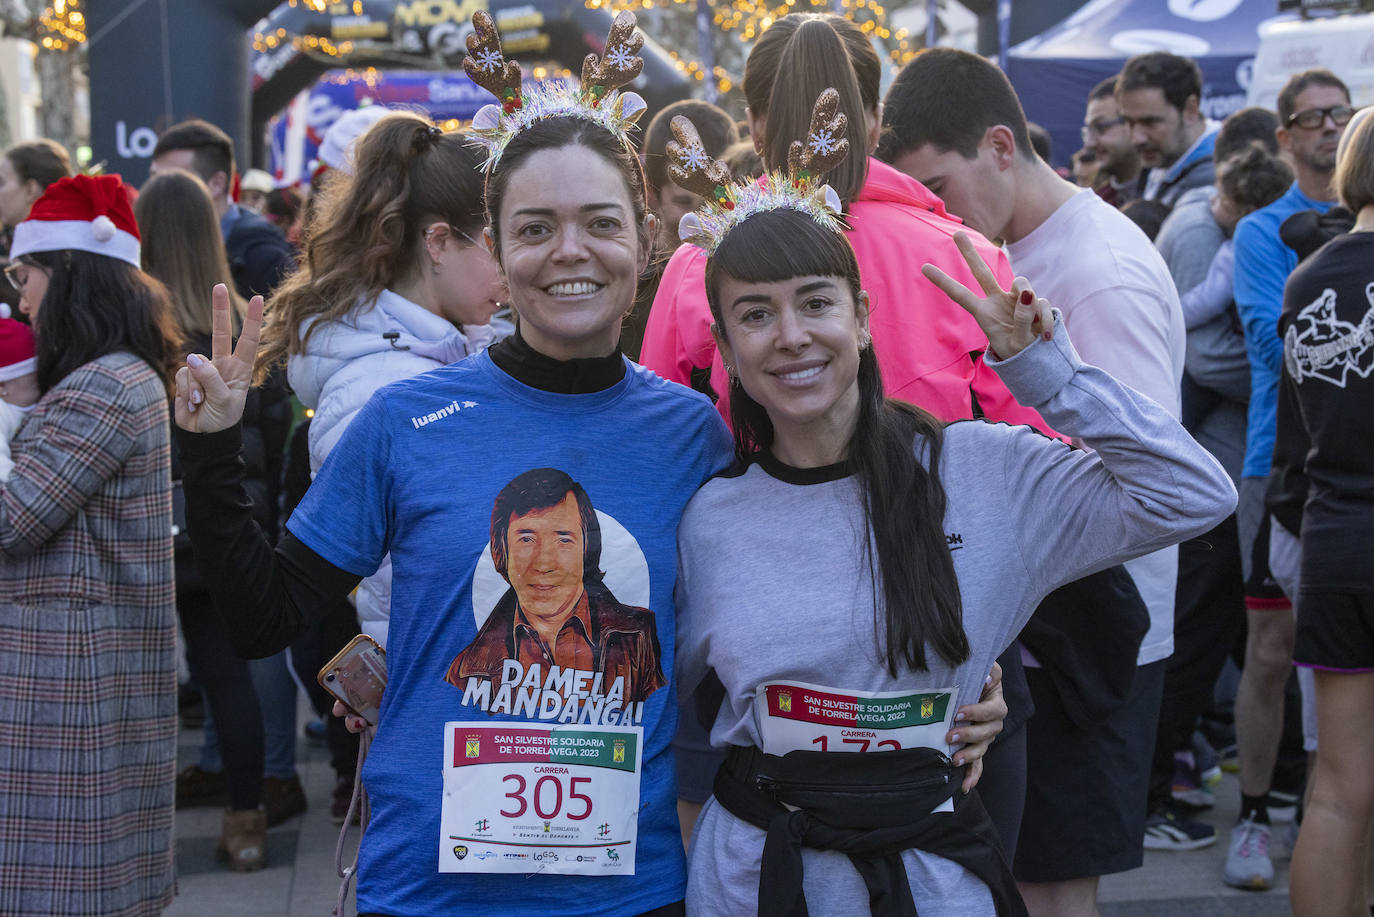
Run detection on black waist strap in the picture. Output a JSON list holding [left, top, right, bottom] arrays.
[[713, 745, 1026, 917]]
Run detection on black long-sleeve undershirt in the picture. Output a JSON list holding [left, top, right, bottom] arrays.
[[177, 331, 627, 659]]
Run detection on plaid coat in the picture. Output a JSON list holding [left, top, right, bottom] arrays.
[[0, 352, 177, 917]]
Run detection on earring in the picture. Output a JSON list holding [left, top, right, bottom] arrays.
[[858, 330, 872, 350], [722, 361, 737, 378], [432, 262, 442, 275]]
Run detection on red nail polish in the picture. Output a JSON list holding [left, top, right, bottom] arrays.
[[1019, 290, 1033, 306]]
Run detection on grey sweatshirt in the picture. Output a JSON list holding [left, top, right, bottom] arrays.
[[674, 324, 1236, 916]]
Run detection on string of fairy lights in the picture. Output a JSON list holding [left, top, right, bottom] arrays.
[[36, 0, 86, 52], [256, 0, 925, 98], [587, 0, 920, 95]]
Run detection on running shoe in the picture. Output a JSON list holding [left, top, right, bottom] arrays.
[[1144, 805, 1217, 851], [1223, 816, 1274, 890]]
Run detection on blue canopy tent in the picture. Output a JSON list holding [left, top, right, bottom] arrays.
[[1004, 0, 1297, 169]]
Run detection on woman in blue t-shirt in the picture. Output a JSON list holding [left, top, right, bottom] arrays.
[[173, 111, 725, 916]]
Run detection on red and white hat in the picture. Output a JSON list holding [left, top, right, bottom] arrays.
[[10, 173, 140, 268], [0, 318, 36, 382]]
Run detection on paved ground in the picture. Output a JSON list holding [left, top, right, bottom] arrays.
[[166, 707, 1294, 916]]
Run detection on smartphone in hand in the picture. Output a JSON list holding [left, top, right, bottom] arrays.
[[318, 634, 387, 727]]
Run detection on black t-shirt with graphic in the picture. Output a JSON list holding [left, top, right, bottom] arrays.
[[1279, 231, 1374, 592]]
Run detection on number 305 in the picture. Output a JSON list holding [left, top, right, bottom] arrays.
[[499, 774, 593, 820]]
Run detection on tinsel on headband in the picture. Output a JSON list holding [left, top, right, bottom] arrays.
[[464, 10, 648, 170], [669, 89, 851, 255]]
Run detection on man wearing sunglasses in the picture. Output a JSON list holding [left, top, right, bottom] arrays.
[[1226, 67, 1355, 893]]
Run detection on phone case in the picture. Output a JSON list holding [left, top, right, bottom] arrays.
[[317, 634, 388, 726]]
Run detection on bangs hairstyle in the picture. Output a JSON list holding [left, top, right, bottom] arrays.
[[704, 208, 967, 675], [258, 113, 487, 376], [484, 114, 652, 266]]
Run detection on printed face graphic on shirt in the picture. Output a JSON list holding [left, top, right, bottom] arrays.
[[1284, 285, 1374, 389], [505, 493, 586, 624], [444, 468, 665, 725]]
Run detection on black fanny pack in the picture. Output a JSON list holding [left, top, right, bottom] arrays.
[[713, 744, 1026, 917]]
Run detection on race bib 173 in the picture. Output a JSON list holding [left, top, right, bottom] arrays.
[[754, 681, 958, 757]]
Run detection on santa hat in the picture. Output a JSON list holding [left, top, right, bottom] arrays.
[[0, 319, 36, 382], [10, 173, 141, 268]]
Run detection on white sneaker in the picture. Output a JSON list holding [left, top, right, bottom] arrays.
[[1223, 817, 1274, 890]]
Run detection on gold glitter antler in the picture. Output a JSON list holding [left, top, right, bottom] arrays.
[[581, 11, 645, 107], [666, 116, 735, 211], [464, 11, 523, 114], [787, 88, 850, 187]]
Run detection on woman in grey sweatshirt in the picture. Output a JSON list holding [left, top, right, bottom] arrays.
[[673, 205, 1237, 915]]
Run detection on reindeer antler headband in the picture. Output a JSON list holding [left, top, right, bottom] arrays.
[[465, 10, 648, 170], [670, 89, 850, 254]]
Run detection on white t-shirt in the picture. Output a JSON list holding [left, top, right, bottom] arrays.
[[1007, 188, 1187, 665]]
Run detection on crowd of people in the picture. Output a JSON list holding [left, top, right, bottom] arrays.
[[0, 9, 1367, 917]]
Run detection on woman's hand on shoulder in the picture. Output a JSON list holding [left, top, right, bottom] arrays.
[[175, 284, 263, 434], [922, 232, 1055, 361]]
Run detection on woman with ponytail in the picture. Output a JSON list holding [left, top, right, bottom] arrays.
[[261, 111, 507, 649]]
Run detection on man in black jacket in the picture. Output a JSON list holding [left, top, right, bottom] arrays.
[[149, 119, 295, 300]]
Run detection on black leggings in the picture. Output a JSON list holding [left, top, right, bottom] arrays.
[[178, 588, 263, 810]]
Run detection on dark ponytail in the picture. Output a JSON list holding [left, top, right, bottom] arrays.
[[705, 209, 968, 675], [745, 14, 880, 208]]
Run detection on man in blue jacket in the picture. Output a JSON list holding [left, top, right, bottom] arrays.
[[1227, 67, 1354, 892]]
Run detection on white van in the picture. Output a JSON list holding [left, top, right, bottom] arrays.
[[1248, 12, 1374, 109]]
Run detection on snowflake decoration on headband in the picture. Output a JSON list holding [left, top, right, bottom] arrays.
[[670, 88, 851, 255], [464, 10, 648, 170]]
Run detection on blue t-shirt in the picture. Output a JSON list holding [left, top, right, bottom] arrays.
[[289, 351, 732, 916], [1232, 182, 1333, 479]]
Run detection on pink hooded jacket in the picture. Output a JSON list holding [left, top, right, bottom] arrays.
[[639, 157, 1056, 434]]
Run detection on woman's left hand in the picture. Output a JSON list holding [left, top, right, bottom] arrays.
[[947, 662, 1007, 793], [174, 285, 263, 434], [922, 232, 1055, 360]]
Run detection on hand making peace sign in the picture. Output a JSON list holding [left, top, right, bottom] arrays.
[[922, 231, 1055, 361], [173, 283, 264, 434]]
